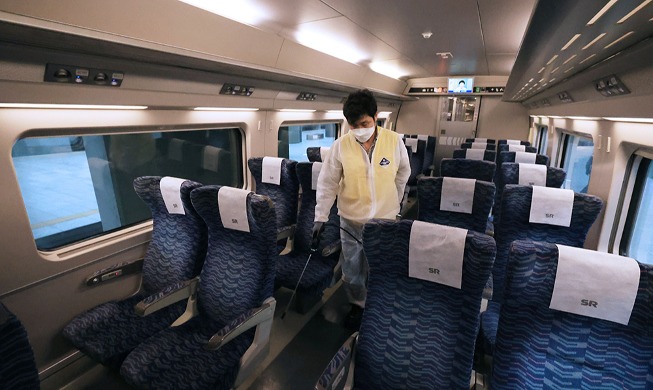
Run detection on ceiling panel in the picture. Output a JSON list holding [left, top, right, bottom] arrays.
[[251, 0, 342, 33], [478, 0, 536, 54]]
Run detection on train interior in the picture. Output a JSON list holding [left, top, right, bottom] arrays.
[[1, 0, 653, 388]]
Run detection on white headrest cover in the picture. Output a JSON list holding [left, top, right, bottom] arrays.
[[405, 138, 418, 151], [465, 149, 485, 160], [471, 142, 488, 149], [441, 177, 476, 214], [262, 157, 283, 185], [514, 151, 536, 164], [518, 163, 547, 186], [160, 176, 186, 215], [529, 186, 574, 227], [203, 146, 220, 170], [507, 139, 521, 145], [550, 245, 640, 325], [218, 186, 250, 232], [409, 220, 468, 289], [417, 134, 428, 141], [311, 162, 323, 191], [509, 144, 526, 152]]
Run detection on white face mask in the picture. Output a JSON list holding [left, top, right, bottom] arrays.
[[351, 126, 375, 142]]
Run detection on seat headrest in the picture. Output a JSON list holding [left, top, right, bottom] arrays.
[[262, 156, 283, 185], [160, 176, 187, 215], [409, 220, 468, 288], [217, 186, 251, 232]]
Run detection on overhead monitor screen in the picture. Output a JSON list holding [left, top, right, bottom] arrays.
[[448, 77, 474, 93]]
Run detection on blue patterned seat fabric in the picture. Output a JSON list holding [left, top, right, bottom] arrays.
[[491, 240, 653, 389], [306, 147, 322, 162], [417, 177, 495, 234], [498, 151, 550, 166], [453, 149, 496, 162], [275, 162, 340, 296], [406, 139, 426, 186], [121, 186, 277, 389], [440, 158, 496, 182], [460, 142, 496, 150], [350, 219, 496, 389], [62, 177, 207, 367], [493, 162, 566, 223], [480, 185, 603, 356], [0, 303, 40, 390], [247, 157, 299, 243]]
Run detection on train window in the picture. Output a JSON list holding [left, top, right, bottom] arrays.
[[535, 125, 548, 154], [12, 128, 243, 250], [558, 133, 594, 193], [278, 123, 339, 162], [620, 158, 653, 264]]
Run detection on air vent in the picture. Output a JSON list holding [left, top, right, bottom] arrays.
[[297, 92, 317, 101], [220, 83, 254, 96], [44, 63, 123, 86], [558, 91, 574, 103], [594, 74, 630, 97]]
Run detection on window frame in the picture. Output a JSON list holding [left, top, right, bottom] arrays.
[[12, 123, 246, 253]]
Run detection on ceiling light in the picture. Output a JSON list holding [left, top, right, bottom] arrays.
[[369, 61, 407, 80], [580, 54, 597, 64], [603, 117, 653, 123], [436, 52, 453, 59], [587, 0, 619, 25], [605, 31, 635, 49], [563, 54, 577, 64], [295, 29, 367, 64], [583, 33, 607, 50], [279, 109, 317, 112], [0, 103, 148, 109], [193, 107, 259, 111], [551, 66, 560, 73], [548, 116, 565, 119], [421, 31, 433, 39], [538, 67, 546, 73], [326, 110, 342, 113], [177, 0, 268, 26], [564, 67, 575, 73], [617, 0, 652, 23], [546, 54, 559, 65], [561, 34, 582, 50], [378, 111, 393, 117], [550, 78, 556, 82]]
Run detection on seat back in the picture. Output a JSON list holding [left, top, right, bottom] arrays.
[[306, 147, 322, 162], [0, 303, 39, 390], [247, 157, 299, 234], [417, 177, 495, 233], [405, 138, 425, 185], [494, 163, 566, 222], [492, 240, 653, 389], [460, 142, 495, 150], [497, 139, 530, 146], [453, 148, 496, 162], [440, 158, 496, 182], [293, 163, 340, 254], [190, 186, 277, 321], [466, 138, 496, 143], [422, 136, 437, 175], [497, 144, 536, 153], [498, 151, 549, 166], [134, 176, 207, 293], [356, 219, 495, 389], [492, 185, 603, 302]]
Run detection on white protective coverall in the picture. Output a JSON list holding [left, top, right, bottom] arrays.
[[315, 127, 410, 307]]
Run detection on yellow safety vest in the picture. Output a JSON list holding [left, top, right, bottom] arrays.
[[338, 127, 400, 221]]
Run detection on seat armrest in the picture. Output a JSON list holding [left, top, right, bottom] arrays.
[[321, 240, 341, 257], [316, 332, 358, 390], [135, 277, 200, 317], [276, 225, 295, 241], [205, 299, 275, 351]]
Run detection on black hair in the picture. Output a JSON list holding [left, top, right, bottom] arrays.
[[343, 89, 377, 125], [459, 80, 466, 85]]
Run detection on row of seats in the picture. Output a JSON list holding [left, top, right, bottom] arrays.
[[61, 176, 279, 388], [316, 218, 653, 389]]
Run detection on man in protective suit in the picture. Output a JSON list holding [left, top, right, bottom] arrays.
[[313, 89, 410, 329]]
